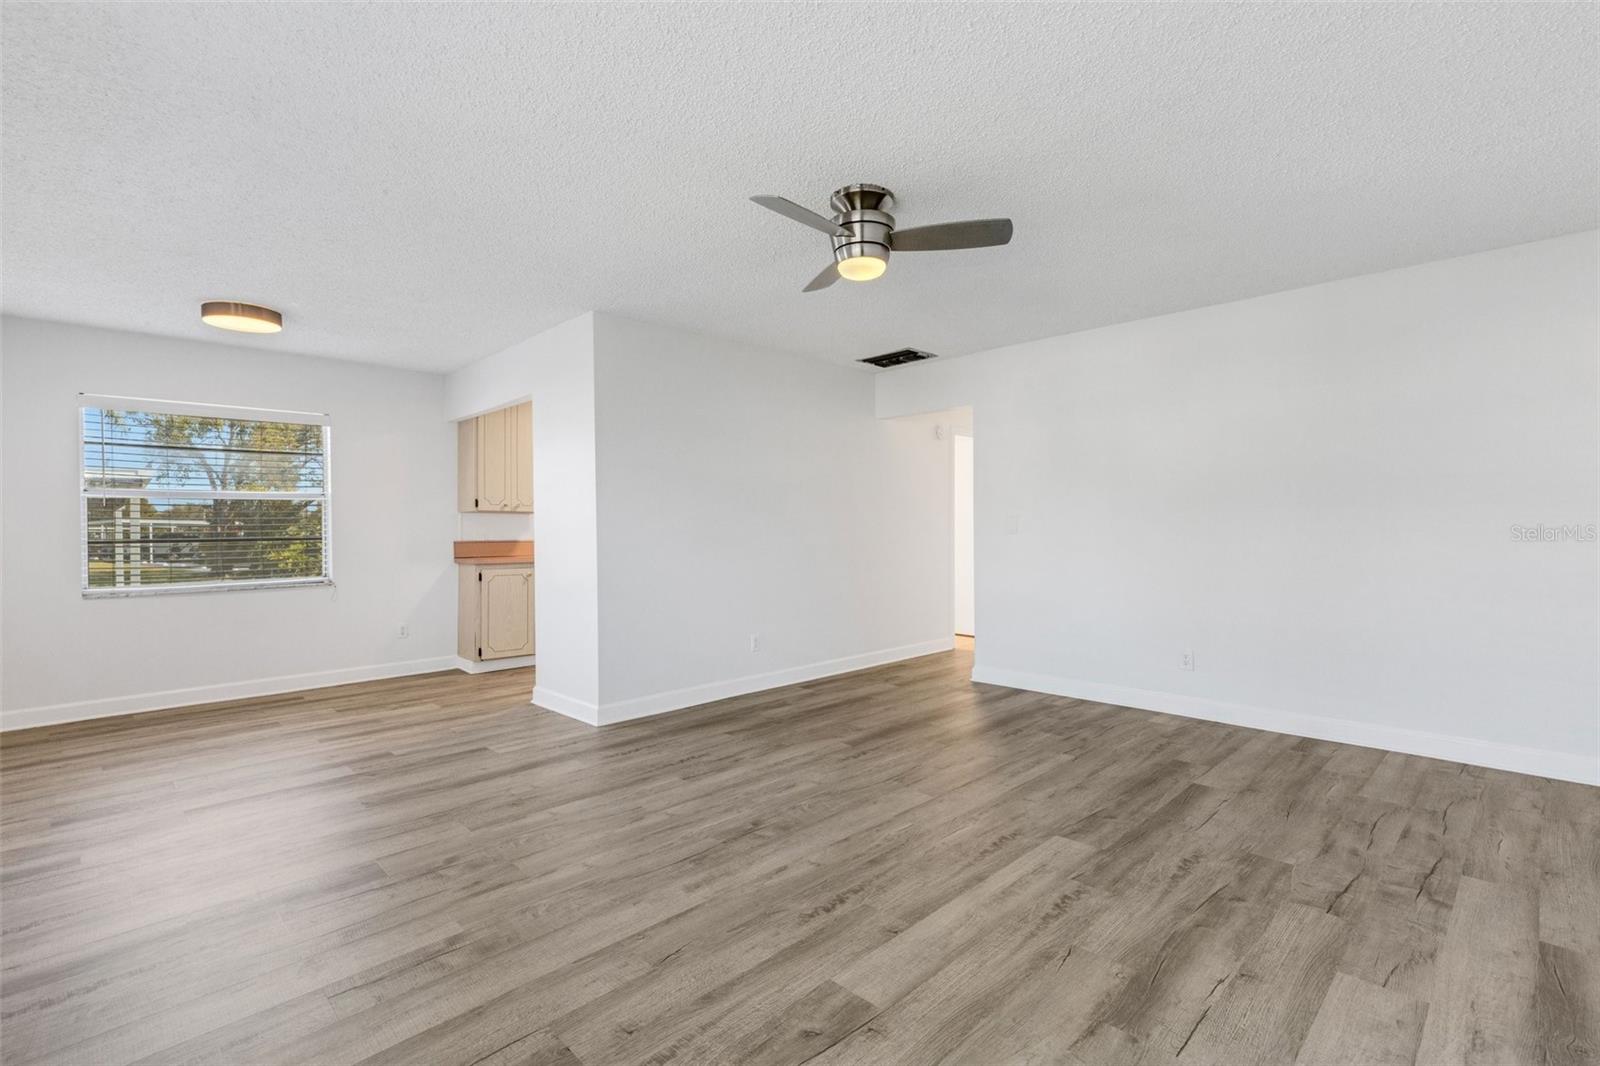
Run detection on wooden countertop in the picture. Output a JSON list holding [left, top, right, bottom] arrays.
[[453, 540, 533, 565]]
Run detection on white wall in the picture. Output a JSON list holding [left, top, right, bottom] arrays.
[[587, 313, 953, 722], [0, 316, 458, 726], [876, 232, 1599, 784], [521, 318, 601, 717]]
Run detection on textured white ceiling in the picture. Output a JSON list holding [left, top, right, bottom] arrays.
[[3, 2, 1595, 372]]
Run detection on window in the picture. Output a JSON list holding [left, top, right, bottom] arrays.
[[80, 396, 331, 595]]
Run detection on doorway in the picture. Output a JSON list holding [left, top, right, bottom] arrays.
[[954, 432, 974, 637]]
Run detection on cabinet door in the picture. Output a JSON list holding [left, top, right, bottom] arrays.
[[509, 402, 534, 513], [478, 566, 533, 659], [475, 408, 511, 511]]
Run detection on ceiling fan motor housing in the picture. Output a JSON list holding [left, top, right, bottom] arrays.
[[831, 183, 895, 266]]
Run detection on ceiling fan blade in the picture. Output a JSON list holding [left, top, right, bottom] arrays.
[[891, 218, 1013, 251], [752, 195, 848, 238], [803, 261, 840, 292]]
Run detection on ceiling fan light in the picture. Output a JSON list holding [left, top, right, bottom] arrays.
[[201, 301, 282, 334], [837, 254, 887, 282]]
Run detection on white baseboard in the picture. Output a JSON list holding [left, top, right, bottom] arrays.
[[970, 665, 1599, 787], [1, 657, 459, 732], [594, 638, 955, 726], [454, 654, 536, 674], [531, 686, 600, 726]]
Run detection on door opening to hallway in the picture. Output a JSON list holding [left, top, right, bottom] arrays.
[[954, 432, 974, 638]]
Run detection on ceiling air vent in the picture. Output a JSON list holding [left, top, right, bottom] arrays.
[[859, 348, 936, 369]]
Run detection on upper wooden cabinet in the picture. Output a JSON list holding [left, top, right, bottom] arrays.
[[508, 403, 533, 512], [458, 402, 532, 513]]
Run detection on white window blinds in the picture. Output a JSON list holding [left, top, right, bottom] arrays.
[[80, 396, 332, 595]]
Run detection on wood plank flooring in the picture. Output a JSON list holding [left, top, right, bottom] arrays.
[[1, 641, 1595, 1065]]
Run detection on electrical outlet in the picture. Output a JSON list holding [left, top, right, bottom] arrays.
[[1180, 649, 1194, 671], [750, 634, 760, 653], [398, 624, 409, 639]]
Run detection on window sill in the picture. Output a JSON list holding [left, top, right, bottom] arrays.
[[82, 578, 335, 599]]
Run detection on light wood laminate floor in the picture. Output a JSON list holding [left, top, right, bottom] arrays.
[[2, 642, 1595, 1065]]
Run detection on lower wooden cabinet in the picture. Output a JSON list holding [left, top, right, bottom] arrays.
[[458, 563, 534, 663]]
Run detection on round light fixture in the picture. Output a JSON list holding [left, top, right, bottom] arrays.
[[201, 301, 282, 334], [836, 254, 888, 282]]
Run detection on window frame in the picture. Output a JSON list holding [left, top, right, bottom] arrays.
[[78, 394, 335, 598]]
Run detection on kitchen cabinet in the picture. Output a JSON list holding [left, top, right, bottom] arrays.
[[458, 401, 532, 513], [508, 402, 533, 511], [458, 563, 534, 663]]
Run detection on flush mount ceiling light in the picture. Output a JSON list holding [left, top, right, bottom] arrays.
[[750, 184, 1013, 291], [200, 301, 282, 334]]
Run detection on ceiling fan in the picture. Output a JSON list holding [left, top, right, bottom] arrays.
[[750, 184, 1013, 292]]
